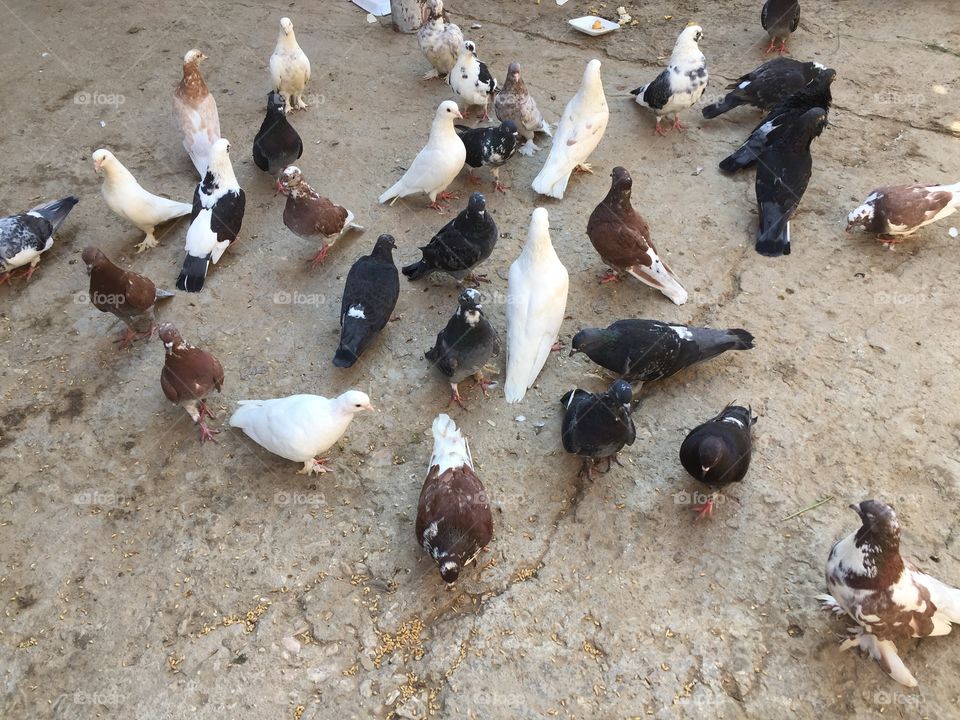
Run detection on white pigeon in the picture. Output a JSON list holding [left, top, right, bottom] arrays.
[[531, 59, 609, 200], [92, 149, 192, 253], [447, 40, 498, 121], [230, 391, 374, 475], [417, 0, 463, 80], [172, 49, 221, 177], [630, 25, 708, 135], [504, 208, 569, 404], [378, 100, 466, 211], [269, 17, 311, 113]]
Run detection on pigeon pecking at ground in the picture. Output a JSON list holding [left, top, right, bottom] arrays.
[[586, 166, 688, 305], [454, 120, 519, 193], [416, 413, 493, 584], [560, 379, 636, 481], [571, 320, 754, 387], [173, 49, 221, 177], [93, 149, 191, 253], [761, 0, 801, 54], [425, 288, 501, 409], [679, 404, 757, 518], [81, 246, 174, 348], [277, 166, 363, 267], [447, 40, 497, 121], [252, 91, 303, 177], [402, 192, 498, 284], [630, 25, 708, 135], [846, 182, 960, 245], [702, 58, 826, 119], [417, 0, 463, 80], [532, 59, 609, 199], [177, 138, 246, 292], [495, 61, 553, 156], [818, 500, 960, 687], [229, 391, 373, 475], [270, 17, 311, 113], [0, 196, 78, 284], [379, 101, 466, 211], [334, 234, 400, 369], [157, 323, 224, 444]]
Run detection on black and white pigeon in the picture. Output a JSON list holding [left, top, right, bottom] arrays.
[[252, 91, 303, 177], [425, 288, 501, 409], [401, 192, 498, 284], [0, 196, 78, 283], [571, 320, 754, 386], [334, 234, 400, 368], [454, 121, 519, 193], [818, 500, 960, 688], [560, 379, 636, 481], [761, 0, 801, 54], [754, 106, 828, 256], [702, 58, 826, 119], [630, 25, 708, 135], [718, 67, 834, 173], [679, 405, 756, 518], [448, 40, 497, 121], [177, 138, 246, 292]]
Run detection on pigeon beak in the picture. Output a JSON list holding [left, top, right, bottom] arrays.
[[454, 110, 464, 119], [364, 403, 376, 412], [849, 503, 864, 519], [93, 161, 102, 174]]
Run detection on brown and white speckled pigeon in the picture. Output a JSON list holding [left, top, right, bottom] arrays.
[[847, 182, 960, 244], [278, 166, 362, 266], [495, 62, 552, 156]]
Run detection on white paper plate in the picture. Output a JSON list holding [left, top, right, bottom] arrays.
[[569, 16, 619, 36]]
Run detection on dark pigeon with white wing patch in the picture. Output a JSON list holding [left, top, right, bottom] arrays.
[[702, 58, 825, 119]]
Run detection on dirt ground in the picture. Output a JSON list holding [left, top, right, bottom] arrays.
[[2, 0, 960, 718]]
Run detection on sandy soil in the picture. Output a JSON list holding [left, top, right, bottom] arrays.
[[2, 1, 960, 718]]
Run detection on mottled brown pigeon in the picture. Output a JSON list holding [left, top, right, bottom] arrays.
[[157, 323, 224, 443]]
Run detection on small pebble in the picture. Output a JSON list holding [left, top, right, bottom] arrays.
[[515, 415, 526, 422], [99, 120, 106, 128], [948, 227, 958, 238]]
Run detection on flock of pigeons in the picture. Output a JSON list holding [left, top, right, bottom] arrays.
[[1, 0, 959, 690]]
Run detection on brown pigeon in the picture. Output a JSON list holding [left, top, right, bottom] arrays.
[[82, 246, 174, 348], [586, 167, 688, 305], [415, 414, 492, 583], [157, 323, 224, 443], [277, 166, 363, 266], [847, 182, 960, 245], [173, 49, 221, 177]]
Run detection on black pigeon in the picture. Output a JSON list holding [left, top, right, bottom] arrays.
[[454, 120, 519, 192], [334, 234, 400, 368], [679, 404, 756, 518], [560, 379, 636, 481], [702, 58, 825, 119], [252, 91, 303, 177], [761, 0, 801, 54], [0, 196, 78, 283], [401, 192, 498, 284], [571, 319, 754, 385], [425, 288, 501, 409], [718, 67, 834, 173], [755, 106, 828, 256]]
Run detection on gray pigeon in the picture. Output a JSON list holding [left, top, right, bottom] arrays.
[[761, 0, 800, 54], [1, 196, 79, 283]]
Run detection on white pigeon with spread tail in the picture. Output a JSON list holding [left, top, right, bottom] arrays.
[[270, 17, 311, 113]]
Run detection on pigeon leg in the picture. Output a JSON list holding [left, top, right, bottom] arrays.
[[598, 269, 621, 284], [479, 103, 490, 122], [427, 200, 449, 212], [691, 494, 716, 519], [0, 272, 10, 285], [298, 457, 332, 475], [197, 420, 219, 444], [491, 167, 508, 194], [577, 458, 595, 482], [672, 115, 686, 131], [309, 243, 331, 267], [135, 233, 159, 253], [447, 383, 468, 410], [764, 38, 778, 54], [113, 327, 138, 349], [816, 594, 848, 617], [474, 373, 497, 397], [550, 340, 564, 352], [463, 272, 490, 286], [437, 191, 459, 202], [422, 68, 440, 80], [778, 39, 789, 55], [518, 138, 539, 157], [198, 400, 216, 422], [467, 171, 483, 186], [294, 95, 308, 111], [653, 118, 669, 136], [574, 163, 594, 175], [20, 264, 41, 281]]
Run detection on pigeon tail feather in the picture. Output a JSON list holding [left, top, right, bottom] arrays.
[[31, 196, 80, 232], [176, 254, 209, 293]]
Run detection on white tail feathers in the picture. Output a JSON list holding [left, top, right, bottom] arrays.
[[918, 571, 960, 623], [430, 413, 473, 474]]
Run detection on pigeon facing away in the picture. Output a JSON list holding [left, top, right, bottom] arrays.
[[847, 182, 960, 244], [270, 17, 311, 113], [252, 91, 303, 177], [229, 391, 373, 475], [334, 235, 400, 368], [495, 62, 553, 156], [532, 59, 609, 199], [93, 149, 192, 253], [425, 288, 501, 408], [0, 196, 78, 283], [761, 0, 801, 54], [448, 40, 497, 121], [560, 380, 636, 481], [679, 405, 756, 517], [586, 167, 688, 305], [702, 58, 826, 119], [505, 208, 569, 403], [454, 121, 519, 193], [81, 246, 174, 348], [754, 106, 828, 256], [173, 49, 221, 177], [416, 413, 493, 583], [157, 323, 224, 444], [402, 192, 498, 284], [417, 0, 463, 79], [379, 101, 466, 211], [278, 166, 362, 266], [177, 138, 246, 292], [630, 25, 708, 135], [818, 500, 960, 687], [571, 320, 754, 385]]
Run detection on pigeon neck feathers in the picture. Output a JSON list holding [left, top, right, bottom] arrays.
[[178, 60, 209, 102], [835, 507, 905, 590]]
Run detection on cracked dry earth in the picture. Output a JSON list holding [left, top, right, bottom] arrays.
[[2, 1, 960, 718]]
